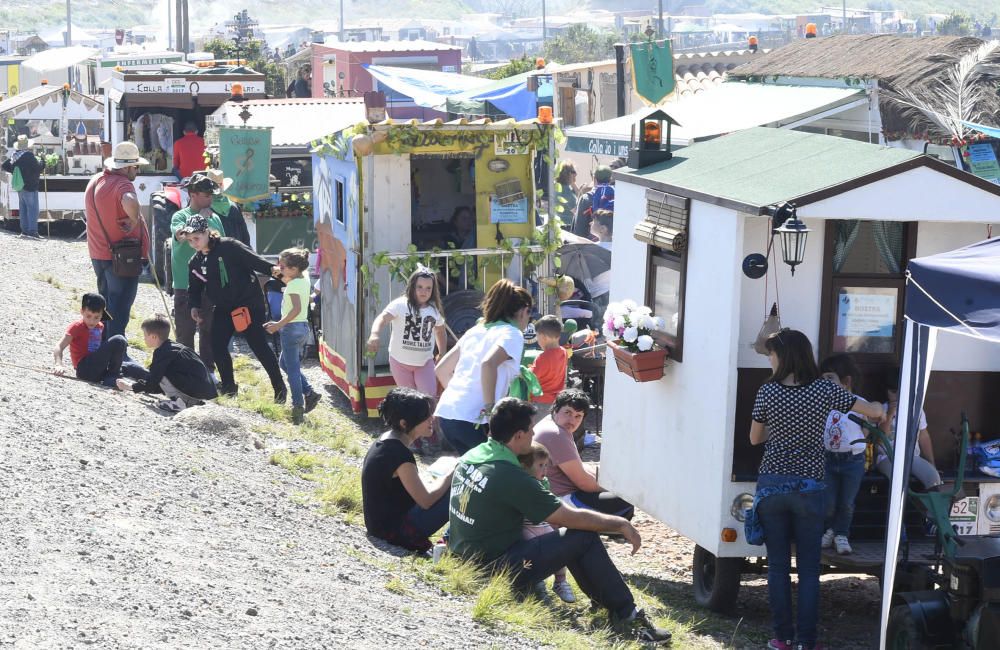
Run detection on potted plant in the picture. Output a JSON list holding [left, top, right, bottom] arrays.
[[603, 300, 668, 382]]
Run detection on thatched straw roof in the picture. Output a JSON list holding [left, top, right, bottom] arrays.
[[730, 35, 1000, 137]]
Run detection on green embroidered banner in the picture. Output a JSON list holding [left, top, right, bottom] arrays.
[[219, 125, 273, 203], [630, 39, 675, 105]]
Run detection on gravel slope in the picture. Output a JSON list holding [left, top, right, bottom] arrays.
[[0, 230, 529, 649]]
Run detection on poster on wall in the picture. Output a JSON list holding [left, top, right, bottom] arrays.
[[834, 287, 898, 353], [489, 196, 528, 224], [270, 157, 312, 189], [965, 143, 1000, 184]]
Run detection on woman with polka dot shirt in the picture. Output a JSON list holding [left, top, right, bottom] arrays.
[[749, 329, 884, 650]]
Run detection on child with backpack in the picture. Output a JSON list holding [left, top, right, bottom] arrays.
[[264, 248, 321, 424]]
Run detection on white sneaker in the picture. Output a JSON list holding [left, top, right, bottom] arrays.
[[552, 580, 576, 603], [834, 535, 852, 555], [821, 528, 835, 549]]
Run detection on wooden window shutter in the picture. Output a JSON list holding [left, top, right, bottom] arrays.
[[634, 189, 689, 253]]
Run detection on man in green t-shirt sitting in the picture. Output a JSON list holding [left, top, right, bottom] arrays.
[[449, 398, 671, 644]]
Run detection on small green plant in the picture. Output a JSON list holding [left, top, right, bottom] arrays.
[[384, 576, 410, 595]]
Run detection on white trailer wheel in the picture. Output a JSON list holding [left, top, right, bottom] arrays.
[[691, 544, 742, 613]]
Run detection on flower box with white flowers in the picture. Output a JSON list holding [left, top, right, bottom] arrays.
[[602, 300, 669, 382]]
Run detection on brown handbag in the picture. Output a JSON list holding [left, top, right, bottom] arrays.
[[93, 203, 144, 278]]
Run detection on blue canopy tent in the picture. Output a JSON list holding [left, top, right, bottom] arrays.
[[881, 236, 1000, 647]]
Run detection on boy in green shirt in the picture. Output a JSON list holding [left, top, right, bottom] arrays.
[[448, 398, 671, 645]]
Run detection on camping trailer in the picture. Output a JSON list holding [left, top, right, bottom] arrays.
[[601, 125, 1000, 612], [311, 118, 558, 416]]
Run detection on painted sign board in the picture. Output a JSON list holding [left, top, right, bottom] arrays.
[[489, 196, 528, 224], [120, 79, 266, 95]]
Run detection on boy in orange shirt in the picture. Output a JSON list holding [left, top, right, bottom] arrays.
[[529, 315, 569, 424]]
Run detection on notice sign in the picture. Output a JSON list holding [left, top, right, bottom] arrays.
[[489, 196, 528, 224], [966, 143, 1000, 184], [836, 290, 896, 338], [219, 126, 273, 203]]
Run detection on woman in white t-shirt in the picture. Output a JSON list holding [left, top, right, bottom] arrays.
[[367, 268, 447, 398], [434, 279, 533, 454]]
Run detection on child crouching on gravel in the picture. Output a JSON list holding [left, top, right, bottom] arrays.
[[517, 442, 576, 604], [116, 314, 218, 412], [53, 292, 143, 387]]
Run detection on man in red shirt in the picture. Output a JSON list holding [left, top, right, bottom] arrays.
[[86, 141, 149, 341], [172, 121, 205, 180]]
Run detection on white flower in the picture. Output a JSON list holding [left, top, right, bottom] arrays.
[[638, 314, 656, 330], [612, 315, 625, 329], [602, 324, 615, 340], [636, 305, 653, 316], [622, 299, 638, 311], [605, 302, 624, 318], [623, 326, 639, 343], [637, 335, 654, 352]]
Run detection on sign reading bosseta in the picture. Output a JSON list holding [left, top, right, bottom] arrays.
[[219, 126, 273, 203]]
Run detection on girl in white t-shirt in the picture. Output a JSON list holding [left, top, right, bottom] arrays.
[[367, 267, 447, 398], [434, 279, 533, 453]]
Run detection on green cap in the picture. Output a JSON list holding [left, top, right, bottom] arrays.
[[594, 165, 613, 182]]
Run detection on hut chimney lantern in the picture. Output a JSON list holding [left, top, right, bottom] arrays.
[[628, 108, 680, 169]]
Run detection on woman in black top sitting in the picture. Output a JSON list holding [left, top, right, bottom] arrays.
[[749, 329, 883, 650], [361, 388, 453, 552], [183, 213, 287, 401]]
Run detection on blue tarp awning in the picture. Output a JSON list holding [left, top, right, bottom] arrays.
[[905, 236, 1000, 338], [362, 63, 537, 119], [962, 120, 1000, 139]]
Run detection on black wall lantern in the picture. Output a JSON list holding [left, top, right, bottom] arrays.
[[770, 202, 810, 276], [628, 108, 680, 169]]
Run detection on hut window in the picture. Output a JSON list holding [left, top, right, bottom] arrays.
[[642, 190, 689, 362], [334, 178, 346, 225]]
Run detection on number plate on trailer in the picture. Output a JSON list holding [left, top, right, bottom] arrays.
[[950, 496, 978, 536]]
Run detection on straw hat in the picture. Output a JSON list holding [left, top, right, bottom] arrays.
[[103, 141, 149, 170], [14, 135, 30, 150], [203, 168, 233, 192]]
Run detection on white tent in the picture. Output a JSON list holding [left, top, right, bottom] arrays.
[[22, 46, 99, 73]]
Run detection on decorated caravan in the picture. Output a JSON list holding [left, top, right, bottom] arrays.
[[310, 117, 558, 416], [599, 120, 1000, 623]]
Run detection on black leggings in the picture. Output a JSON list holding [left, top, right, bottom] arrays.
[[212, 302, 286, 397], [568, 490, 635, 520]]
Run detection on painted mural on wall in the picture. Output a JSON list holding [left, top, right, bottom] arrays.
[[313, 151, 360, 385]]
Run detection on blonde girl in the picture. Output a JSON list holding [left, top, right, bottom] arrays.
[[367, 267, 447, 397]]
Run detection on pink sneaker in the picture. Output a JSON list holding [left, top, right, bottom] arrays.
[[767, 640, 792, 650]]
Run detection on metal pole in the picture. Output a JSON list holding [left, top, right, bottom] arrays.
[[658, 0, 664, 38], [542, 0, 547, 42], [182, 0, 190, 54], [65, 0, 71, 46], [175, 0, 183, 52], [340, 0, 345, 42], [167, 0, 172, 51], [843, 0, 847, 33], [614, 43, 626, 117]]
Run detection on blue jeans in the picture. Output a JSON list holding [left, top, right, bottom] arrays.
[[438, 418, 487, 455], [490, 529, 635, 618], [401, 492, 450, 538], [91, 259, 139, 342], [279, 322, 314, 407], [75, 335, 146, 386], [824, 451, 866, 537], [18, 191, 39, 236], [757, 474, 825, 646]]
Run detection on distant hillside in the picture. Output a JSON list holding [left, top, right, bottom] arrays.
[[2, 0, 996, 34]]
